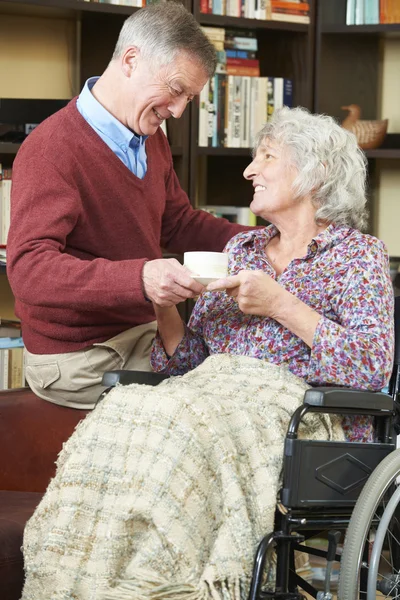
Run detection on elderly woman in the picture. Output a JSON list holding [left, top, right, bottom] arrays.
[[22, 108, 393, 600], [152, 106, 393, 442]]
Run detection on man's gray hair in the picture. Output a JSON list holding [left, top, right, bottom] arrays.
[[113, 1, 216, 78], [254, 106, 368, 230]]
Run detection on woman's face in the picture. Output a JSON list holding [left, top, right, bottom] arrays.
[[243, 139, 300, 222]]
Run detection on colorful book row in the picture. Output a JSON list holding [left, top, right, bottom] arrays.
[[200, 0, 310, 24], [198, 75, 292, 148], [346, 0, 400, 24]]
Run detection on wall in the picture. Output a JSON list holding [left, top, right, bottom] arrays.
[[376, 38, 400, 256], [0, 14, 78, 99]]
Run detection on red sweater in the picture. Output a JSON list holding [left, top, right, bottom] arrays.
[[7, 100, 248, 353]]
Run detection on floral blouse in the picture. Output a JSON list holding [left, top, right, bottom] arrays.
[[151, 224, 395, 442]]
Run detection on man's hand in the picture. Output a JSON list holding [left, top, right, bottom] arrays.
[[143, 258, 205, 306], [206, 270, 284, 318]]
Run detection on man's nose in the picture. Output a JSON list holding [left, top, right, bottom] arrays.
[[168, 95, 188, 119]]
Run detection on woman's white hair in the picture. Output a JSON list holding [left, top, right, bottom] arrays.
[[112, 1, 216, 78], [254, 106, 368, 230]]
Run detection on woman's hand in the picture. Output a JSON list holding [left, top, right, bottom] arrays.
[[207, 269, 321, 347], [207, 270, 284, 318]]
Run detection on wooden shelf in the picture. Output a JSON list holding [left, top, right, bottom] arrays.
[[196, 12, 309, 32], [0, 0, 136, 16], [365, 148, 400, 159], [321, 23, 400, 34], [0, 143, 21, 155], [197, 147, 252, 157]]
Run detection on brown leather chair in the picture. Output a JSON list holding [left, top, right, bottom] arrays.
[[0, 388, 88, 600]]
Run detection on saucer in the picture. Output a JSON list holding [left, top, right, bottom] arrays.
[[192, 275, 223, 286]]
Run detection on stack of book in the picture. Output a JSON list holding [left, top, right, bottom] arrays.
[[346, 0, 400, 24], [199, 26, 292, 148], [200, 0, 310, 24], [0, 164, 11, 246], [0, 320, 25, 390], [270, 1, 310, 23], [202, 27, 260, 76]]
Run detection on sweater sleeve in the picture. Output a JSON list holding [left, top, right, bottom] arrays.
[[307, 240, 394, 390], [7, 147, 148, 312]]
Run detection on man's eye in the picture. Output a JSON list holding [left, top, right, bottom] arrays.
[[170, 88, 181, 97]]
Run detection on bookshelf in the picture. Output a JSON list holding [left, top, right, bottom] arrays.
[[189, 0, 316, 212], [314, 0, 400, 254]]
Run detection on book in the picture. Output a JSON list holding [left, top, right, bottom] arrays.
[[355, 0, 365, 24], [271, 12, 310, 22], [364, 0, 379, 24], [0, 319, 21, 338], [346, 0, 356, 24]]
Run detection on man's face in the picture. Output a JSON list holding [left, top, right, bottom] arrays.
[[120, 49, 209, 136]]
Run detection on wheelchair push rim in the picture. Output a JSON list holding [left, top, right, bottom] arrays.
[[338, 448, 400, 599]]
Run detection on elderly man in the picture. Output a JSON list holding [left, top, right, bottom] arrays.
[[7, 2, 251, 409]]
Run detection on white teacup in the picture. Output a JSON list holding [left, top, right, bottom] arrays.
[[183, 251, 228, 285]]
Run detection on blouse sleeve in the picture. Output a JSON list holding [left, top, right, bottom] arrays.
[[308, 239, 394, 390]]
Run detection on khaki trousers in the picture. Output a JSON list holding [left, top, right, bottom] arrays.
[[24, 321, 158, 409]]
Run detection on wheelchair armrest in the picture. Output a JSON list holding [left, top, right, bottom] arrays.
[[101, 370, 170, 388], [303, 387, 394, 412]]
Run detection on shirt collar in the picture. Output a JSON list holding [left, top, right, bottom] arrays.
[[240, 223, 353, 258], [78, 76, 148, 151]]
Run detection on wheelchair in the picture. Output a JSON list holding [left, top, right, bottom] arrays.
[[100, 295, 400, 600]]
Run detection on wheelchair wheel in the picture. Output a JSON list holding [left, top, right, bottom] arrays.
[[338, 448, 400, 599]]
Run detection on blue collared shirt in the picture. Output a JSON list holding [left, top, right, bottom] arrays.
[[76, 76, 148, 179]]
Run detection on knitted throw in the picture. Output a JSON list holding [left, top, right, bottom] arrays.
[[22, 355, 344, 600]]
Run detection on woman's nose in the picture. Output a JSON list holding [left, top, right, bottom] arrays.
[[243, 159, 257, 180]]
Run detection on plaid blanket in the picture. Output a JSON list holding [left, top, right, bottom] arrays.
[[22, 354, 344, 600]]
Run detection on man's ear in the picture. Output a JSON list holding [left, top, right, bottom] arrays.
[[121, 46, 140, 77]]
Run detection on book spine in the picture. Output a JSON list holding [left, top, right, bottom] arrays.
[[267, 77, 274, 121], [198, 80, 209, 147], [217, 74, 227, 147], [226, 65, 260, 76], [271, 0, 310, 9], [225, 49, 257, 59], [207, 77, 216, 147], [226, 58, 260, 67], [232, 77, 242, 148], [283, 78, 293, 107], [270, 12, 310, 22], [346, 0, 356, 24], [200, 0, 209, 13], [212, 74, 219, 148], [355, 0, 365, 23], [273, 77, 284, 112]]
